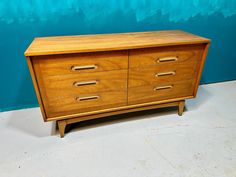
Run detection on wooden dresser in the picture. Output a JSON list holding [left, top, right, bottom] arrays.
[[25, 30, 210, 137]]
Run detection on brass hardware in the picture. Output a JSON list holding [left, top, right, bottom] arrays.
[[73, 80, 98, 87], [76, 95, 100, 102], [157, 56, 178, 62], [71, 64, 98, 71], [154, 85, 173, 91], [156, 71, 176, 77]]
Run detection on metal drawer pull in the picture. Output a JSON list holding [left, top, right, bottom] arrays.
[[71, 65, 98, 71], [156, 71, 176, 77], [154, 85, 173, 91], [157, 57, 178, 63], [73, 80, 98, 87], [76, 95, 99, 102]]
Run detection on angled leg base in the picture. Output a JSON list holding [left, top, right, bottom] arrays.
[[58, 120, 67, 138], [178, 100, 185, 116], [56, 100, 186, 138]]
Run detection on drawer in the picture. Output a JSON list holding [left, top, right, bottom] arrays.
[[32, 50, 128, 76], [128, 80, 195, 105], [129, 61, 200, 87], [45, 91, 127, 118], [129, 44, 205, 68], [35, 70, 127, 96]]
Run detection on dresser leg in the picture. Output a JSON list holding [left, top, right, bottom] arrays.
[[178, 100, 185, 116], [58, 120, 67, 138]]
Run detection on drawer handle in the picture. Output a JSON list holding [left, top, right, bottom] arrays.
[[154, 85, 173, 91], [157, 57, 178, 63], [76, 95, 100, 102], [73, 80, 98, 87], [156, 71, 176, 77], [71, 65, 98, 71]]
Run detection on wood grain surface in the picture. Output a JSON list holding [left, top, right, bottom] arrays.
[[45, 90, 127, 118], [128, 80, 195, 105], [35, 70, 127, 95], [25, 30, 210, 137], [129, 44, 205, 68], [32, 50, 128, 75], [25, 30, 210, 56], [128, 63, 199, 88]]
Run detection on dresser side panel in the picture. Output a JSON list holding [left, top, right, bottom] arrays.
[[193, 43, 210, 96], [26, 56, 47, 121]]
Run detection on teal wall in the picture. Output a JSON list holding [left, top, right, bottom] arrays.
[[0, 0, 236, 111]]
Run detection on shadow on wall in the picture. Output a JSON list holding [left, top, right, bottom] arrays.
[[0, 2, 236, 111], [0, 20, 39, 112]]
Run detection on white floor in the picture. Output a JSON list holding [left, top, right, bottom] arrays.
[[0, 81, 236, 177]]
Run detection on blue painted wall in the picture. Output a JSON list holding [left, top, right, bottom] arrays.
[[0, 0, 236, 111]]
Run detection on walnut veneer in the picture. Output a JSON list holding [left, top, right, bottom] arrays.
[[25, 30, 210, 137]]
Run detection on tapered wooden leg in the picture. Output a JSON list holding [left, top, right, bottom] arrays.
[[178, 100, 185, 116], [58, 120, 67, 138]]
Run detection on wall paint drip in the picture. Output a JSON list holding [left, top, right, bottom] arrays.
[[0, 0, 236, 111], [1, 0, 236, 23]]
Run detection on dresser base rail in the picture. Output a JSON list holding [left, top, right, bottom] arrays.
[[57, 100, 185, 138]]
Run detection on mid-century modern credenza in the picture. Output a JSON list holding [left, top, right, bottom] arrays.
[[24, 30, 210, 137]]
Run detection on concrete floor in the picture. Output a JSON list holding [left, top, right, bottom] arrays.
[[0, 81, 236, 177]]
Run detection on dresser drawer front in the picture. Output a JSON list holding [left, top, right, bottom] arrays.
[[45, 91, 127, 118], [129, 44, 204, 68], [128, 80, 195, 105], [35, 70, 127, 96], [129, 61, 200, 87], [32, 50, 128, 76]]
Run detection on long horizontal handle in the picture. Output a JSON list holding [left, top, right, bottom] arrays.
[[73, 80, 98, 87], [76, 95, 100, 102], [71, 64, 98, 71], [154, 85, 173, 91], [157, 56, 178, 63], [156, 71, 176, 77]]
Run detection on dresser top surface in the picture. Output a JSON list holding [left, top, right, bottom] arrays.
[[25, 30, 210, 57]]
